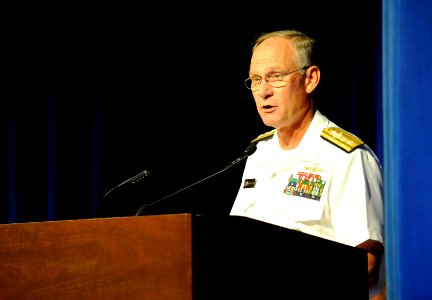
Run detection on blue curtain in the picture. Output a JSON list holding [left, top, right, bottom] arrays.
[[383, 0, 432, 298]]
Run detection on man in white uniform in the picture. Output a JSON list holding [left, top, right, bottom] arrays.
[[230, 30, 385, 299]]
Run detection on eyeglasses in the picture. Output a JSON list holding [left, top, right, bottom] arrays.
[[244, 66, 310, 91]]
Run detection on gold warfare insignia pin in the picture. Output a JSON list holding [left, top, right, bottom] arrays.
[[304, 164, 324, 172]]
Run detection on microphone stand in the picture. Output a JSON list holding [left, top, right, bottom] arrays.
[[134, 143, 257, 216]]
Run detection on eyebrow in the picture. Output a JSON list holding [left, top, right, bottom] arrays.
[[249, 70, 285, 77]]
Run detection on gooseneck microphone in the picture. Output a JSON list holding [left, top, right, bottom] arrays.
[[134, 142, 257, 216], [102, 169, 150, 200]]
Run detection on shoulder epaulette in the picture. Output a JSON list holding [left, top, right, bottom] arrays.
[[320, 127, 364, 153], [251, 129, 276, 143]]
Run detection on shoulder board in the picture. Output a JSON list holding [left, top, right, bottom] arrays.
[[320, 127, 364, 153], [251, 129, 276, 143]]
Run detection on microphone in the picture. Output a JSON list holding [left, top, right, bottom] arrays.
[[134, 142, 257, 216], [102, 169, 150, 200]]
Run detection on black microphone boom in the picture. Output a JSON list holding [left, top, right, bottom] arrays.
[[102, 169, 150, 200], [134, 142, 257, 216]]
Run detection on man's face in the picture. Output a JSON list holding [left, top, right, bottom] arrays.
[[249, 36, 310, 130]]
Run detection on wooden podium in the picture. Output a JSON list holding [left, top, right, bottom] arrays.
[[0, 214, 369, 299]]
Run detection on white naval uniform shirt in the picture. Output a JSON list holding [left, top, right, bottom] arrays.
[[230, 110, 384, 248]]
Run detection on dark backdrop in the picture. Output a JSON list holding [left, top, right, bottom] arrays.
[[1, 2, 382, 223]]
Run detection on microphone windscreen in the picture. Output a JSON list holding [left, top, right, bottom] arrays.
[[244, 143, 257, 156]]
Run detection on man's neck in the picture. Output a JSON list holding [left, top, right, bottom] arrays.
[[276, 106, 315, 150]]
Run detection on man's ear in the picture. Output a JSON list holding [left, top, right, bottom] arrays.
[[305, 65, 320, 94]]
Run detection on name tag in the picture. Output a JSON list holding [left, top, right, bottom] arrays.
[[243, 178, 256, 188]]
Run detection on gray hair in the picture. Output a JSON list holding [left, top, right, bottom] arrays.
[[252, 30, 317, 67]]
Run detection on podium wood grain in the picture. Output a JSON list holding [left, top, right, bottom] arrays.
[[0, 214, 192, 300]]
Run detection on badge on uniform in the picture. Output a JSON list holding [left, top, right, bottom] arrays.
[[243, 178, 256, 188]]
